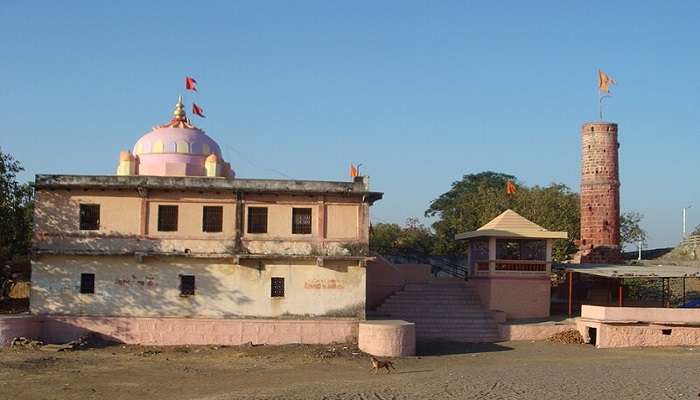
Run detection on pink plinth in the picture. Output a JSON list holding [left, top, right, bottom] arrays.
[[358, 320, 415, 357]]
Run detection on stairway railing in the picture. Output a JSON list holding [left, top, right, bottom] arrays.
[[372, 249, 469, 279]]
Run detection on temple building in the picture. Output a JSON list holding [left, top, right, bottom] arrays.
[[30, 98, 382, 320]]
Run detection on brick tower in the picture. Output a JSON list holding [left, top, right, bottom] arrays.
[[577, 122, 623, 263]]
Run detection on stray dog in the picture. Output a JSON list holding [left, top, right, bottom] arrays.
[[370, 356, 395, 373]]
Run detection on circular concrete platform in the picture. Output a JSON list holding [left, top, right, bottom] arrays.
[[358, 320, 415, 357]]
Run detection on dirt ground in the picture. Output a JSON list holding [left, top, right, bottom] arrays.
[[1, 341, 699, 400]]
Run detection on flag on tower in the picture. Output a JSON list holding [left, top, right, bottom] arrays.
[[598, 69, 616, 93], [506, 180, 517, 195], [349, 164, 358, 178], [192, 103, 205, 118], [185, 76, 198, 91]]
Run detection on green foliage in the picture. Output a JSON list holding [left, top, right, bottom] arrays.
[[620, 211, 648, 249], [370, 217, 435, 255], [425, 171, 580, 260], [0, 148, 34, 264]]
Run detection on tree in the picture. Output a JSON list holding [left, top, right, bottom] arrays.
[[370, 217, 436, 255], [620, 211, 648, 251], [0, 148, 34, 264], [425, 171, 580, 260]]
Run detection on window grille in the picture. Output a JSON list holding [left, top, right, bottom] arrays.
[[80, 273, 95, 294], [292, 208, 312, 234], [158, 205, 179, 232], [247, 207, 268, 234], [180, 275, 195, 296], [202, 206, 223, 232], [79, 204, 100, 231], [271, 277, 285, 297]]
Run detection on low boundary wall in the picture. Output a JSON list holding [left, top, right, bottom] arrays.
[[1, 315, 358, 346], [578, 305, 700, 348]]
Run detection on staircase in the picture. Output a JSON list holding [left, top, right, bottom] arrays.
[[371, 279, 502, 343]]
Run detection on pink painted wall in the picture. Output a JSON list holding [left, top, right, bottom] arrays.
[[365, 256, 431, 310], [471, 276, 550, 319], [1, 315, 358, 346]]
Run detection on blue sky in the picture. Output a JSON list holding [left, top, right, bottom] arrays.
[[1, 1, 698, 249]]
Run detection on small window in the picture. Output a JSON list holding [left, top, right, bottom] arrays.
[[80, 273, 95, 294], [158, 205, 178, 232], [271, 277, 285, 297], [292, 208, 312, 234], [202, 206, 223, 233], [180, 275, 195, 296], [79, 204, 100, 231], [662, 329, 672, 336], [247, 207, 268, 234]]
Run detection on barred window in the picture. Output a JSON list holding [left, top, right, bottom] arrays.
[[292, 208, 312, 234], [158, 205, 178, 232], [80, 273, 95, 294], [271, 277, 285, 297], [79, 204, 100, 231], [247, 207, 268, 234], [202, 206, 223, 233], [180, 275, 195, 296]]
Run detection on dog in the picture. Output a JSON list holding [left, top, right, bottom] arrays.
[[369, 356, 395, 373]]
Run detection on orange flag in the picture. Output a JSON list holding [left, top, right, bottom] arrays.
[[192, 103, 205, 118], [598, 69, 616, 93], [506, 180, 517, 195], [349, 164, 358, 178], [185, 76, 198, 91]]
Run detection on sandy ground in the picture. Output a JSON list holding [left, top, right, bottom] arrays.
[[1, 341, 699, 400]]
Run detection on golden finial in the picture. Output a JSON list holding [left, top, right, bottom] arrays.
[[173, 95, 186, 121]]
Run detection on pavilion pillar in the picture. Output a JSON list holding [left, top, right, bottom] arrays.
[[618, 279, 624, 307], [568, 270, 574, 317]]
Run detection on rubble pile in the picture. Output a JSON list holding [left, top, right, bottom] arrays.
[[545, 329, 585, 344], [310, 344, 363, 359], [10, 336, 44, 349], [10, 332, 114, 352]]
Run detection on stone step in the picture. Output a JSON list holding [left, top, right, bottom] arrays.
[[383, 298, 481, 304], [377, 305, 485, 312], [376, 311, 489, 318]]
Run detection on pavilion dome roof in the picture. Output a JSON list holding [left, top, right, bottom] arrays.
[[455, 209, 568, 240], [128, 97, 232, 177]]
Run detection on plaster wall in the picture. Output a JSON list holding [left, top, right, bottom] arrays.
[[31, 255, 365, 318], [33, 189, 367, 257], [471, 276, 550, 319], [35, 190, 142, 235], [365, 256, 432, 310]]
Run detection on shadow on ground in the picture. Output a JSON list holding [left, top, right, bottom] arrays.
[[416, 341, 513, 356]]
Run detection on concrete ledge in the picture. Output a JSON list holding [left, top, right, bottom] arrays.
[[358, 320, 415, 357], [1, 315, 358, 346], [499, 322, 575, 341]]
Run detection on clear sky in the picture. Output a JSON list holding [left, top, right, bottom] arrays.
[[1, 1, 698, 249]]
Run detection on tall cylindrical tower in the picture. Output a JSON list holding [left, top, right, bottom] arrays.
[[578, 122, 623, 263]]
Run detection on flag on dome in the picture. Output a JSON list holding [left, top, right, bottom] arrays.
[[192, 103, 205, 118], [185, 76, 198, 91]]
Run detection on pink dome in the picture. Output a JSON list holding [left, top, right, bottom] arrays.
[[129, 97, 233, 177]]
